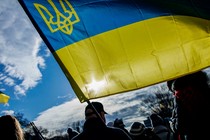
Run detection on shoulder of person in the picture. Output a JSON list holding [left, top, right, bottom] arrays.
[[71, 132, 84, 140], [154, 125, 169, 133], [107, 127, 132, 139], [107, 126, 126, 133]]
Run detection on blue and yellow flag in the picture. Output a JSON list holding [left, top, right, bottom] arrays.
[[0, 91, 10, 104], [18, 0, 210, 102]]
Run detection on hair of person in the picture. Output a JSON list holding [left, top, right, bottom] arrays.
[[0, 115, 24, 140], [167, 71, 209, 91]]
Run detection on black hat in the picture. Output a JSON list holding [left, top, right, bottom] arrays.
[[167, 71, 208, 92], [169, 71, 208, 91], [85, 102, 108, 115], [129, 122, 145, 136], [114, 118, 125, 127]]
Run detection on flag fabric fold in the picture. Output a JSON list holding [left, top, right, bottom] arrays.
[[0, 91, 10, 104], [18, 0, 210, 102]]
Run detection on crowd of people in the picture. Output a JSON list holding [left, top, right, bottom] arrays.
[[1, 70, 210, 140], [70, 70, 210, 140], [68, 101, 174, 140]]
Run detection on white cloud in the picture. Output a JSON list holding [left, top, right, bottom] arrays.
[[33, 86, 164, 134], [0, 0, 48, 96], [34, 98, 86, 132], [3, 77, 15, 86], [33, 68, 210, 136], [1, 110, 14, 115]]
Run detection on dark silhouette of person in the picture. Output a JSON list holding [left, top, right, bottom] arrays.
[[0, 115, 25, 140], [150, 114, 174, 140], [167, 70, 210, 140], [72, 101, 132, 140], [113, 118, 131, 136], [129, 121, 161, 140], [67, 127, 79, 140]]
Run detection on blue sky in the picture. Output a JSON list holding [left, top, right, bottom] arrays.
[[0, 0, 78, 123], [1, 0, 210, 137]]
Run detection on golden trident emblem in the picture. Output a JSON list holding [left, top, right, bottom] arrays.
[[34, 0, 80, 35]]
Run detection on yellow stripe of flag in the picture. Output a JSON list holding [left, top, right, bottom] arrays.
[[56, 16, 210, 102]]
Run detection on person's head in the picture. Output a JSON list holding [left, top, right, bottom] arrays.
[[107, 121, 114, 127], [167, 71, 209, 98], [167, 71, 209, 111], [129, 122, 145, 137], [113, 118, 125, 128], [150, 114, 164, 127], [67, 127, 73, 134], [85, 101, 107, 122], [167, 71, 209, 97], [0, 115, 24, 140]]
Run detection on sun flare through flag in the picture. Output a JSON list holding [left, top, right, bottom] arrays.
[[18, 0, 210, 102]]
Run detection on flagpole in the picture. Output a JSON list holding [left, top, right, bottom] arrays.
[[30, 122, 46, 140]]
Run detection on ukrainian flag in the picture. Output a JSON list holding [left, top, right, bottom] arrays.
[[18, 0, 210, 102], [0, 91, 10, 104]]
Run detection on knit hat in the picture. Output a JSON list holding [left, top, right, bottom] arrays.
[[114, 118, 125, 128], [129, 122, 145, 136]]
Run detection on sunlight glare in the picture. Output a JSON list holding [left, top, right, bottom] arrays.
[[86, 79, 106, 94]]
